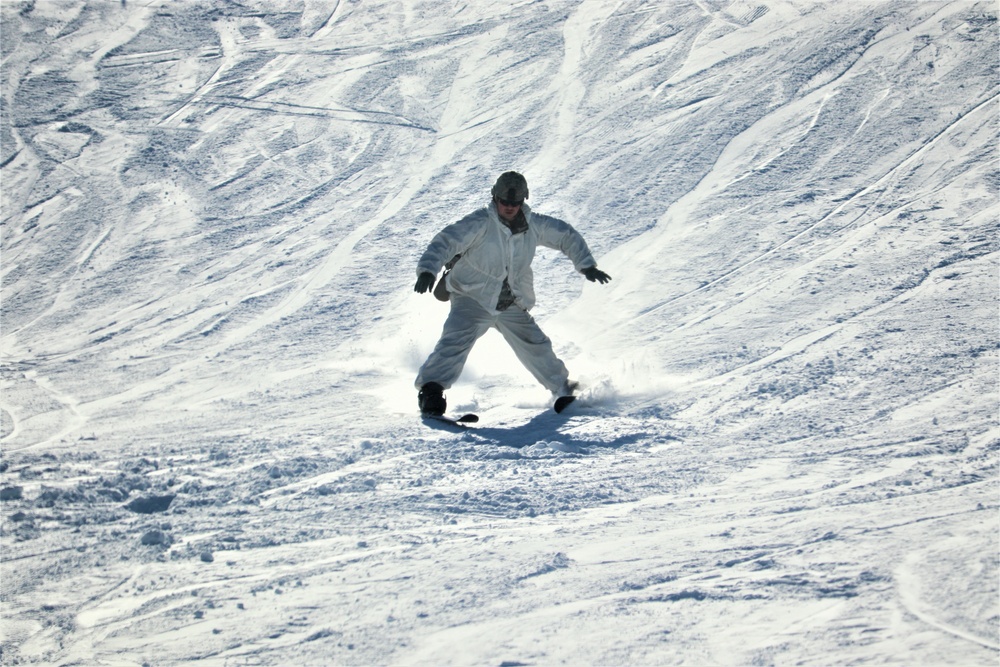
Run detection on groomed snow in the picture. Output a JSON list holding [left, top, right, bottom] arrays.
[[2, 1, 997, 665]]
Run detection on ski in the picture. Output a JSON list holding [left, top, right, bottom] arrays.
[[422, 413, 479, 428], [554, 395, 576, 413]]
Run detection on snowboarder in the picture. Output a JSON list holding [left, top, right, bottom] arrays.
[[413, 171, 611, 416]]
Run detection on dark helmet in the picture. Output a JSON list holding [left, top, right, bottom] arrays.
[[491, 171, 529, 203]]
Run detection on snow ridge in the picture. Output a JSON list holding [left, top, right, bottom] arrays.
[[2, 1, 997, 665]]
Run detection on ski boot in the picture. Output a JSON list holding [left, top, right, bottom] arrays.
[[418, 382, 447, 416], [554, 381, 579, 413]]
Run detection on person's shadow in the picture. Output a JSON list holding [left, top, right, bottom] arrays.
[[468, 409, 648, 452]]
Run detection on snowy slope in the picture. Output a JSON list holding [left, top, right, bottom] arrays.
[[2, 1, 997, 665]]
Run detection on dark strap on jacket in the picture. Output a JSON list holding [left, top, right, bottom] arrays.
[[496, 278, 516, 311]]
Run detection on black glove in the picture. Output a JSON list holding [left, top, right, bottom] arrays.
[[583, 267, 612, 284], [414, 272, 436, 293]]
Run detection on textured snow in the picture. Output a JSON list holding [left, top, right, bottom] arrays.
[[2, 1, 997, 665]]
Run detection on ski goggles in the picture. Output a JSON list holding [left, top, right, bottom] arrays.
[[496, 197, 524, 207]]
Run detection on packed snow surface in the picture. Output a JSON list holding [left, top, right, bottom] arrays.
[[2, 1, 997, 665]]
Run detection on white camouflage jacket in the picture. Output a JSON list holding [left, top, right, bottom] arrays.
[[416, 202, 597, 313]]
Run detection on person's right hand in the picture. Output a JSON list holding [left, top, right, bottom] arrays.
[[414, 272, 436, 293]]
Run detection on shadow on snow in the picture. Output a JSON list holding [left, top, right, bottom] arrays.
[[465, 409, 657, 453]]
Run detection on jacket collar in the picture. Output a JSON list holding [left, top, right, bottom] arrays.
[[490, 201, 530, 235]]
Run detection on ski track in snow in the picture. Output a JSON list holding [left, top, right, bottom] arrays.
[[1, 1, 997, 665]]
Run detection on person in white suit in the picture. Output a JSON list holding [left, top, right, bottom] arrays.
[[413, 171, 611, 416]]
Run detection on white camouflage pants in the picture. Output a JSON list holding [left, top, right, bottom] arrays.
[[415, 295, 571, 394]]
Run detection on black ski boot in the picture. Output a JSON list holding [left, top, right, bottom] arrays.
[[554, 380, 579, 414], [418, 382, 447, 416]]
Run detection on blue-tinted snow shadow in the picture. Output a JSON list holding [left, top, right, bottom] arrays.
[[469, 409, 649, 452]]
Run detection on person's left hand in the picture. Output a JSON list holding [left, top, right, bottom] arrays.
[[583, 267, 612, 284]]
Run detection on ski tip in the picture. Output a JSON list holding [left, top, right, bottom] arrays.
[[554, 395, 576, 414]]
